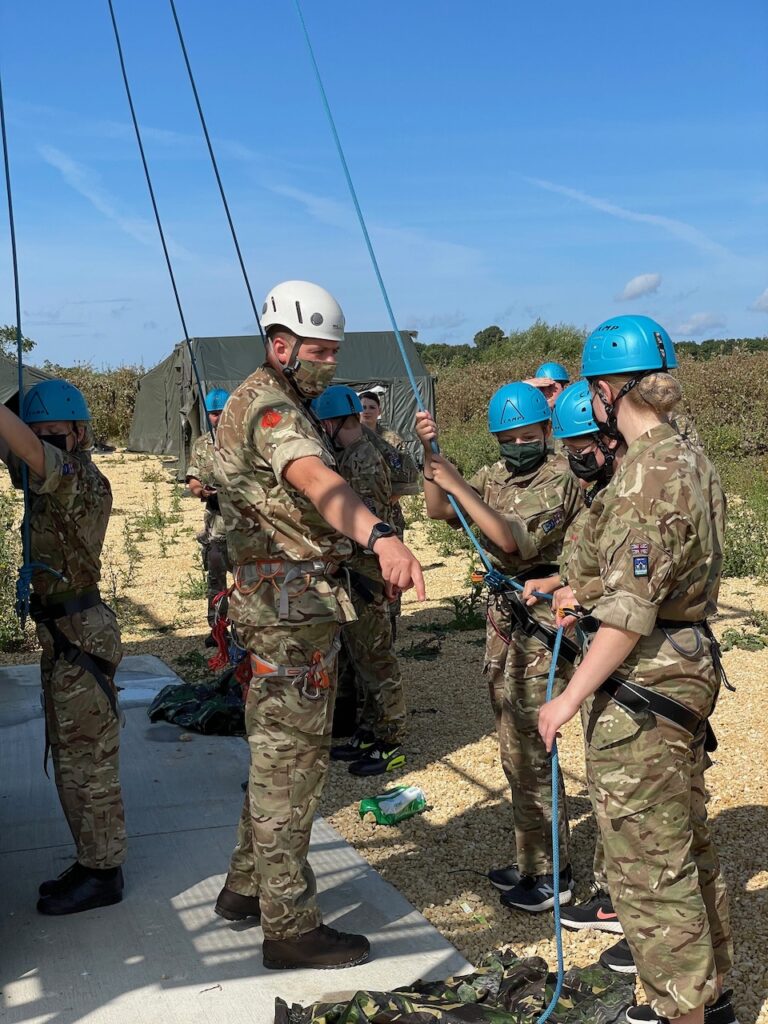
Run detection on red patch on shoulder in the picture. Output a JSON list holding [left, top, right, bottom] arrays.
[[261, 409, 282, 428]]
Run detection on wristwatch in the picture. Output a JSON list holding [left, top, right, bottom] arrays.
[[367, 521, 396, 551]]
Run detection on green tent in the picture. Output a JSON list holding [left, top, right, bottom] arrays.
[[128, 332, 434, 476], [0, 353, 54, 410]]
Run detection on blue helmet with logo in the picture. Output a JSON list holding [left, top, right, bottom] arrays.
[[22, 380, 91, 424], [535, 361, 569, 384], [552, 381, 599, 439], [487, 381, 550, 434], [311, 385, 363, 421], [581, 315, 677, 379], [205, 388, 230, 413]]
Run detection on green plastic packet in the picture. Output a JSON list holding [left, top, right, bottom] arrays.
[[358, 785, 427, 826]]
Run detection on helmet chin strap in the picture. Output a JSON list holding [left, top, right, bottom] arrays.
[[584, 435, 617, 507], [593, 378, 639, 441]]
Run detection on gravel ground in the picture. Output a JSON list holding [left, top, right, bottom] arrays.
[[2, 452, 766, 1023]]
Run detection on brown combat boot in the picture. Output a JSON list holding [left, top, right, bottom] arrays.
[[263, 923, 370, 970], [214, 886, 261, 922]]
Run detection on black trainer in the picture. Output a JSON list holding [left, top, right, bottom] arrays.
[[488, 864, 522, 891], [560, 885, 623, 934], [214, 886, 261, 922], [330, 729, 375, 762], [348, 739, 406, 776], [37, 866, 124, 916], [599, 938, 637, 975], [625, 991, 738, 1024], [39, 861, 89, 897], [500, 864, 573, 912]]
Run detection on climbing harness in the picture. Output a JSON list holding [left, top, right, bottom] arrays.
[[234, 558, 340, 619], [251, 636, 342, 702], [105, 0, 214, 440]]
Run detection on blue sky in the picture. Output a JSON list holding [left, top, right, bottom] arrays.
[[0, 0, 766, 368]]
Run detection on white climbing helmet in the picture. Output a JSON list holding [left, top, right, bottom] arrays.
[[261, 280, 345, 343]]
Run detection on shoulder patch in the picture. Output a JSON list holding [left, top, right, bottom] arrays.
[[61, 462, 76, 476], [386, 451, 402, 469], [630, 542, 650, 556], [633, 555, 649, 577], [541, 510, 564, 534], [261, 409, 282, 429]]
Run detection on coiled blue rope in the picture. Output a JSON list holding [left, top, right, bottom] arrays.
[[291, 5, 566, 1018]]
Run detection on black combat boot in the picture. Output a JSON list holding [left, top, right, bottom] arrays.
[[39, 861, 89, 897], [262, 924, 370, 970], [214, 886, 261, 922], [37, 865, 124, 915]]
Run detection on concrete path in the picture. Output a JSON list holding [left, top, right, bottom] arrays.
[[0, 658, 470, 1024]]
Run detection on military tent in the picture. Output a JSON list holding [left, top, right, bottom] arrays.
[[0, 353, 54, 410], [127, 332, 434, 476]]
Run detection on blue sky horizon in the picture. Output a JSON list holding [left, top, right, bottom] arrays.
[[1, 1, 766, 370]]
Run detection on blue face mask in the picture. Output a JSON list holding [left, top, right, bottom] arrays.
[[499, 439, 546, 474]]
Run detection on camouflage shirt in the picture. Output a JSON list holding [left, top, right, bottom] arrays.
[[186, 432, 225, 540], [214, 365, 353, 566], [336, 434, 392, 580], [366, 425, 420, 498], [468, 453, 584, 576], [8, 443, 112, 599]]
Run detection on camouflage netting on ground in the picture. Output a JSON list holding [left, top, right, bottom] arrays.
[[274, 949, 635, 1024], [147, 670, 244, 735]]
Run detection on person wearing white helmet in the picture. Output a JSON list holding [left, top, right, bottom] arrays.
[[212, 280, 424, 971]]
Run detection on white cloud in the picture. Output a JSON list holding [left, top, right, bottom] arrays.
[[617, 273, 662, 301], [38, 145, 189, 256], [525, 177, 732, 259], [674, 312, 726, 337], [749, 287, 768, 313]]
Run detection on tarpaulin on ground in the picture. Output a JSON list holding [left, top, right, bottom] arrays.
[[274, 949, 635, 1024], [147, 668, 244, 735]]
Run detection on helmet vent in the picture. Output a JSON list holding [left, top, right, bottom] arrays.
[[295, 301, 304, 324]]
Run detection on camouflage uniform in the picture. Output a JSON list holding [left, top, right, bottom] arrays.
[[467, 453, 584, 875], [9, 442, 125, 870], [214, 365, 356, 941], [366, 424, 420, 636], [566, 422, 733, 1017], [336, 434, 405, 744], [186, 432, 230, 626]]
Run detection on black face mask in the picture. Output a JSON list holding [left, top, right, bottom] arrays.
[[567, 449, 604, 482], [41, 433, 70, 452]]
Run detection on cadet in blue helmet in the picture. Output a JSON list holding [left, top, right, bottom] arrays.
[[186, 388, 232, 646], [526, 361, 571, 410], [415, 382, 584, 911], [0, 380, 126, 914], [310, 386, 407, 776], [537, 315, 736, 1024]]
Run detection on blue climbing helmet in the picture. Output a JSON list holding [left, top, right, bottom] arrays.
[[552, 381, 599, 439], [22, 380, 91, 423], [535, 361, 569, 384], [311, 385, 363, 421], [205, 388, 230, 413], [581, 314, 678, 379], [487, 381, 550, 434]]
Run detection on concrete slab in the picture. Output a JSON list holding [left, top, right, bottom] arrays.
[[0, 675, 470, 1024], [0, 654, 184, 721]]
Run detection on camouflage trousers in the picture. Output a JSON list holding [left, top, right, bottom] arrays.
[[225, 617, 340, 940], [342, 586, 405, 745], [485, 596, 571, 875], [580, 695, 607, 890], [37, 603, 126, 869], [587, 697, 733, 1017], [198, 532, 229, 628]]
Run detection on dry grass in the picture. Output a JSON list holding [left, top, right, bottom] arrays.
[[1, 452, 766, 1023]]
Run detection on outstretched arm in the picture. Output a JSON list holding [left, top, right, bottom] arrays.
[[283, 455, 425, 599], [0, 404, 45, 477]]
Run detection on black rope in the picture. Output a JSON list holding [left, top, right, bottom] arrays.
[[0, 62, 35, 622], [105, 0, 214, 438], [167, 0, 265, 345]]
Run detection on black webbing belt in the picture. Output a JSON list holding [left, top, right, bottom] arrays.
[[30, 589, 120, 721], [494, 581, 708, 739]]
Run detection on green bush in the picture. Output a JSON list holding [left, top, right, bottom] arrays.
[[0, 490, 35, 652], [42, 361, 143, 445]]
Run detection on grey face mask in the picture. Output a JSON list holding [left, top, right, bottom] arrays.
[[499, 439, 546, 474]]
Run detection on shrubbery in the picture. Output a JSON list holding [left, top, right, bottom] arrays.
[[42, 361, 143, 445], [0, 490, 35, 652]]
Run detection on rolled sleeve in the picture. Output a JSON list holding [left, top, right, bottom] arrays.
[[589, 590, 658, 635], [271, 436, 331, 481], [505, 509, 541, 561], [32, 443, 80, 500]]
